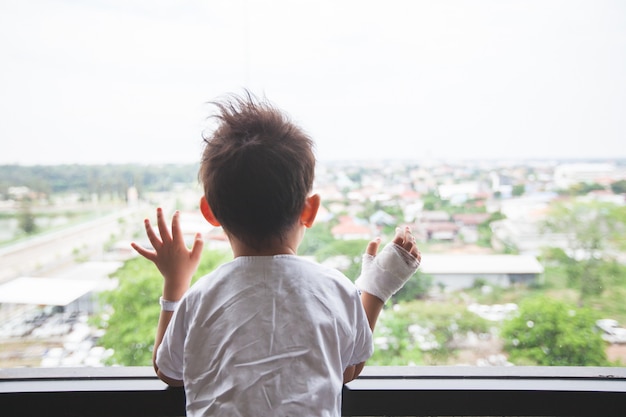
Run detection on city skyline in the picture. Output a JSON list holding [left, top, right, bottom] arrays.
[[1, 0, 625, 165]]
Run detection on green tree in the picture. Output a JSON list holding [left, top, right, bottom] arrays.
[[610, 179, 626, 195], [18, 200, 37, 235], [369, 301, 490, 365], [476, 211, 506, 248], [422, 190, 446, 211], [312, 238, 371, 280], [417, 303, 490, 365], [501, 296, 607, 366], [298, 222, 336, 257], [512, 184, 525, 197], [391, 271, 432, 303], [541, 201, 626, 302], [565, 182, 605, 196], [368, 312, 424, 366], [0, 163, 200, 196], [97, 258, 162, 365], [98, 249, 231, 365]]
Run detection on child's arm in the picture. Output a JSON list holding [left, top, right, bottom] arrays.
[[343, 227, 420, 383], [130, 207, 204, 385], [343, 291, 384, 383]]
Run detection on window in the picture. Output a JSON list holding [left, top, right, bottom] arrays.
[[1, 0, 625, 370]]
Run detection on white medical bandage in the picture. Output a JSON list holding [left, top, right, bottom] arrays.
[[159, 297, 179, 312], [355, 243, 420, 303]]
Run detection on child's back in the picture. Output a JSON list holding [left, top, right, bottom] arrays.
[[132, 92, 420, 417], [160, 256, 371, 415]]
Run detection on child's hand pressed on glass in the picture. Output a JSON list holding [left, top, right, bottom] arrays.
[[131, 208, 204, 300], [356, 226, 421, 303]]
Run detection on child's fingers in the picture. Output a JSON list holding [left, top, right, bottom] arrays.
[[189, 233, 204, 262], [403, 227, 412, 243], [403, 227, 416, 251], [391, 226, 407, 246], [392, 227, 404, 246], [412, 245, 421, 262], [143, 218, 163, 249], [365, 237, 381, 257], [404, 231, 421, 261], [156, 207, 172, 243], [130, 241, 157, 262], [170, 211, 182, 243], [393, 226, 420, 258]]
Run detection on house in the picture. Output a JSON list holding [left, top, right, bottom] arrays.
[[331, 216, 373, 240], [422, 222, 459, 241], [415, 211, 458, 241], [452, 213, 491, 227], [438, 181, 482, 203], [453, 213, 491, 243], [419, 254, 544, 292], [553, 163, 622, 189], [419, 210, 450, 223], [369, 210, 396, 227]]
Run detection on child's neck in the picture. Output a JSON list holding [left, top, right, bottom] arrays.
[[234, 247, 296, 257], [228, 229, 303, 258]]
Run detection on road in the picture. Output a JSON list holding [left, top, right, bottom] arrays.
[[0, 207, 142, 284]]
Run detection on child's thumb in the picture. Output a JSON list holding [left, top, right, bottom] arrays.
[[365, 237, 381, 257]]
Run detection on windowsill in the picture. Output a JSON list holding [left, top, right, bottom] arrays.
[[2, 366, 626, 416]]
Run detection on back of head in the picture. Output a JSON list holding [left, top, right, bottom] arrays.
[[199, 92, 316, 251]]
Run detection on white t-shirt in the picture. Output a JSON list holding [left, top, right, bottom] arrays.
[[156, 255, 373, 417]]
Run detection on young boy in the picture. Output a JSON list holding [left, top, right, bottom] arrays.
[[131, 93, 420, 416]]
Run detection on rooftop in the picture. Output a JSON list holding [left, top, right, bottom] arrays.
[[420, 254, 544, 275]]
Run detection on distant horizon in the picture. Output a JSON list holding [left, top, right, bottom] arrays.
[[1, 156, 625, 168]]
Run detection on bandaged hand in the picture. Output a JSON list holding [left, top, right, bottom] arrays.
[[355, 227, 421, 303]]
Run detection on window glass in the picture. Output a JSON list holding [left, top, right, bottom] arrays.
[[1, 0, 625, 369]]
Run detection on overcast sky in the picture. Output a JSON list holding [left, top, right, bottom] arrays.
[[1, 0, 625, 165]]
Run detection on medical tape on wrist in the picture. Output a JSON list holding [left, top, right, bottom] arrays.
[[355, 243, 420, 303]]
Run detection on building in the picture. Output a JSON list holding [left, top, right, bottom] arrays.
[[553, 163, 623, 189], [419, 254, 544, 292], [331, 216, 373, 240]]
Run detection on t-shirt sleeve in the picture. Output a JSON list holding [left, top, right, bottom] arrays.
[[347, 289, 374, 366], [155, 300, 188, 381]]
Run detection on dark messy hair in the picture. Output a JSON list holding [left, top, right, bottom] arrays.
[[199, 92, 316, 250]]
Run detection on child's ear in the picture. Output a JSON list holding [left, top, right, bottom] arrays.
[[200, 196, 221, 227], [300, 194, 321, 228]]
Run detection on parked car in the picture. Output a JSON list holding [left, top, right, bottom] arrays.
[[596, 319, 626, 344]]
